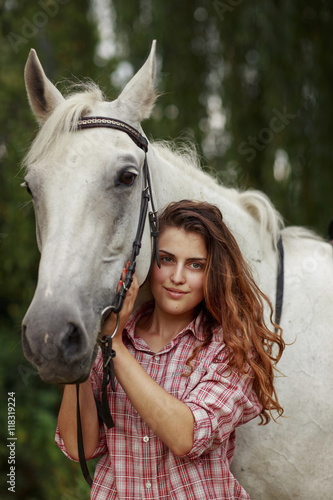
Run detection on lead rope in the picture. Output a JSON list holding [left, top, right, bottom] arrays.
[[74, 117, 159, 487], [76, 326, 119, 487], [76, 384, 93, 487]]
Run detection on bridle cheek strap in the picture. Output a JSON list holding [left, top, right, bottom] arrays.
[[76, 117, 160, 315], [75, 116, 159, 487]]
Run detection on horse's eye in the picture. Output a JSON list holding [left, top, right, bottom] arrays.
[[21, 181, 33, 197], [119, 172, 136, 186]]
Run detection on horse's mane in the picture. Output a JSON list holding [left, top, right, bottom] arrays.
[[24, 82, 321, 245], [151, 142, 325, 244], [152, 141, 285, 246]]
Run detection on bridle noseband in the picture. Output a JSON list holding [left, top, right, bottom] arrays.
[[75, 116, 160, 486]]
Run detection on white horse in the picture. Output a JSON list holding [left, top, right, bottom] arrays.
[[22, 42, 333, 499]]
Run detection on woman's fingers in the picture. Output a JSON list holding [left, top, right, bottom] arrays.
[[101, 270, 139, 339], [117, 261, 130, 291], [121, 273, 139, 314]]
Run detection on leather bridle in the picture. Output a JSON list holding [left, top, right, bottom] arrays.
[[74, 116, 160, 486], [76, 117, 160, 307], [71, 116, 285, 487], [274, 236, 284, 331]]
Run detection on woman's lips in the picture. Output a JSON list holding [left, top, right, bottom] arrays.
[[164, 287, 188, 299]]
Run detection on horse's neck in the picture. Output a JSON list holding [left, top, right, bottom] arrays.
[[149, 146, 277, 293], [150, 146, 261, 249]]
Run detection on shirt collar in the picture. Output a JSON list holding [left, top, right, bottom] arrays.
[[125, 302, 207, 343]]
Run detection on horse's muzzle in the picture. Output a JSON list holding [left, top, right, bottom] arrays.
[[21, 302, 96, 384]]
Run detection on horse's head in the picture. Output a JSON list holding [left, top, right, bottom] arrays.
[[22, 42, 157, 383]]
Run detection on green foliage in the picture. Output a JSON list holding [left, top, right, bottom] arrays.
[[0, 1, 98, 498], [110, 0, 333, 236], [213, 0, 333, 233], [0, 0, 332, 498]]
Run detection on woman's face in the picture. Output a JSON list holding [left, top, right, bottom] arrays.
[[150, 227, 207, 320]]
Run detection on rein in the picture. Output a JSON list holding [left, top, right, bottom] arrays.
[[74, 116, 159, 487], [274, 236, 284, 331]]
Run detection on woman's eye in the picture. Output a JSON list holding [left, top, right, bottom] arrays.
[[118, 172, 136, 186], [190, 262, 203, 270], [161, 256, 173, 264]]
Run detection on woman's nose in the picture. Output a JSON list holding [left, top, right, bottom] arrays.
[[171, 265, 186, 284]]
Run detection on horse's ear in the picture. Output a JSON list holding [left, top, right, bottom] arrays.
[[117, 40, 157, 122], [24, 49, 64, 125]]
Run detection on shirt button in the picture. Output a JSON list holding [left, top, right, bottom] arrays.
[[146, 481, 152, 489], [143, 436, 149, 442], [154, 355, 160, 360]]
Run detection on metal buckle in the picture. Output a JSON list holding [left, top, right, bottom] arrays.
[[99, 306, 120, 339]]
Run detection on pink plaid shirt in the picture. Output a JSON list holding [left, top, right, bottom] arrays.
[[56, 303, 261, 499]]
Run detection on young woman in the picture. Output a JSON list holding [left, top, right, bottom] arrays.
[[56, 200, 285, 499]]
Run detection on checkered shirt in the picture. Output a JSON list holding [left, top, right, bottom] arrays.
[[56, 303, 261, 499]]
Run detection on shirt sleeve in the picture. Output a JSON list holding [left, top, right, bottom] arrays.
[[54, 419, 107, 462], [55, 350, 108, 461], [182, 352, 261, 460]]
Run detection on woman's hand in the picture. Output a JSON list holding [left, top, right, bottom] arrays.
[[99, 267, 194, 457], [100, 268, 139, 345]]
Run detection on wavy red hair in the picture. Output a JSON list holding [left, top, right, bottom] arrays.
[[158, 200, 285, 424]]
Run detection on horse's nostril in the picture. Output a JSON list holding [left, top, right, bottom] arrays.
[[61, 323, 86, 362], [22, 324, 37, 363]]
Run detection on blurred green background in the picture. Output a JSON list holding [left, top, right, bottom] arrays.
[[1, 0, 332, 498]]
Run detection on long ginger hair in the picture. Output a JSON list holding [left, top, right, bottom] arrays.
[[158, 200, 285, 424]]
